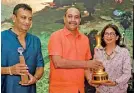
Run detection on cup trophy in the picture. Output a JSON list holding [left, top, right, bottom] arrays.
[[91, 34, 108, 84], [18, 47, 29, 84]]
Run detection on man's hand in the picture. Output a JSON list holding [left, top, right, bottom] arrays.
[[11, 63, 28, 75], [20, 73, 37, 86], [87, 60, 104, 70]]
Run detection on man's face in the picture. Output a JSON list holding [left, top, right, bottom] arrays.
[[13, 8, 32, 32], [64, 8, 81, 31]]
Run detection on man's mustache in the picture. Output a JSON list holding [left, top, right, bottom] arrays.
[[69, 21, 77, 25]]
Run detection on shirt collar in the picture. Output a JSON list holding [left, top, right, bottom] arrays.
[[63, 26, 81, 38], [8, 28, 28, 39], [114, 45, 121, 53], [102, 45, 121, 53], [8, 28, 18, 38]]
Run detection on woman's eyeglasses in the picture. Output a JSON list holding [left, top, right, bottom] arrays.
[[104, 32, 116, 37]]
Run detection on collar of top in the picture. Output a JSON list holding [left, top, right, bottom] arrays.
[[102, 45, 121, 53]]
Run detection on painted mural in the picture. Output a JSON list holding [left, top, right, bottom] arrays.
[[1, 0, 133, 93]]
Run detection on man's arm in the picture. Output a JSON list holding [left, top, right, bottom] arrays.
[[34, 67, 44, 80], [1, 63, 28, 75], [1, 67, 11, 75], [51, 55, 87, 69], [49, 32, 103, 69], [34, 38, 44, 81], [51, 55, 103, 69]]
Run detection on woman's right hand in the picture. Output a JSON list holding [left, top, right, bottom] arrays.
[[88, 80, 100, 88], [101, 80, 117, 86]]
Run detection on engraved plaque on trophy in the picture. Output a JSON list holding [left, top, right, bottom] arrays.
[[91, 34, 108, 84], [18, 47, 29, 84]]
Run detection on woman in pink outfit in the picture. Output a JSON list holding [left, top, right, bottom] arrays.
[[93, 24, 131, 93]]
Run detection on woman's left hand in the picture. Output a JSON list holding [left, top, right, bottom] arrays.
[[101, 80, 117, 86]]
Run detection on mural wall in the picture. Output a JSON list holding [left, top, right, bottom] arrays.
[[1, 0, 133, 93]]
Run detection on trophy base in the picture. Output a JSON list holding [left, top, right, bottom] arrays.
[[91, 80, 108, 84], [91, 68, 109, 85]]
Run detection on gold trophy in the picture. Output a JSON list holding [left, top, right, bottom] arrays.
[[91, 34, 108, 84]]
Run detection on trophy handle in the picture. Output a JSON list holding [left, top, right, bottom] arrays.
[[95, 34, 102, 49]]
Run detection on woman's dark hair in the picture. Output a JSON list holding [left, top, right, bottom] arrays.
[[101, 24, 125, 47]]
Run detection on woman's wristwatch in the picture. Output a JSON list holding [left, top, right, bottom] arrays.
[[114, 80, 118, 85]]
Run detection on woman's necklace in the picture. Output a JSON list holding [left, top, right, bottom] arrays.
[[105, 51, 114, 60]]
